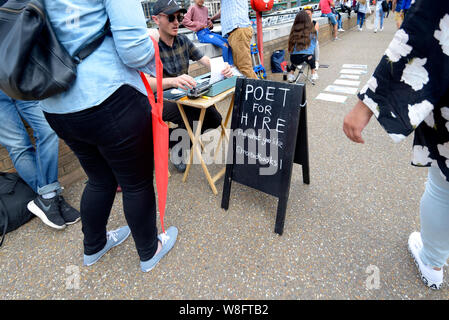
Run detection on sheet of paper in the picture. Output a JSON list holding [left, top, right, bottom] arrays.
[[209, 57, 225, 84]]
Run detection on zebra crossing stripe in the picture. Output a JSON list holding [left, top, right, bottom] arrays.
[[325, 85, 359, 95], [334, 79, 360, 87], [342, 64, 368, 70], [340, 69, 367, 75], [340, 74, 360, 80], [316, 93, 347, 103]]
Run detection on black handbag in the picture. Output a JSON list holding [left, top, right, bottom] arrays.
[[0, 172, 36, 247], [0, 0, 110, 101]]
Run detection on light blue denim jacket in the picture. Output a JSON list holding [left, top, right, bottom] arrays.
[[40, 0, 156, 114]]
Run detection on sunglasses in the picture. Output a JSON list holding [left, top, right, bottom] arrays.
[[161, 13, 184, 23]]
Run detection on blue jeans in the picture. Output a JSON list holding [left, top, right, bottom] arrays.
[[374, 8, 384, 29], [419, 167, 449, 268], [0, 90, 60, 195], [321, 12, 337, 25], [196, 28, 234, 65], [357, 12, 366, 28]]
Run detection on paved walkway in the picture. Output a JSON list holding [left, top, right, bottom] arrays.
[[1, 16, 448, 300]]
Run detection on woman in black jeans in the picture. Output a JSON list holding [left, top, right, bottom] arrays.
[[40, 0, 177, 272]]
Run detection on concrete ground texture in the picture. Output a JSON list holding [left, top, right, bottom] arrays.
[[1, 17, 447, 300]]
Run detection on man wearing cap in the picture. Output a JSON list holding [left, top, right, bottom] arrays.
[[211, 0, 258, 79], [148, 0, 233, 173]]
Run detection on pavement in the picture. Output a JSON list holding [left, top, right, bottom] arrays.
[[1, 16, 448, 300]]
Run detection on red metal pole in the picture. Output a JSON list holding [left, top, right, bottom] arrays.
[[256, 10, 264, 67]]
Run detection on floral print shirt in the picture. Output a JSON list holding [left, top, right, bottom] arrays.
[[358, 0, 449, 181]]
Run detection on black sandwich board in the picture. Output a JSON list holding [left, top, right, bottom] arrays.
[[221, 77, 309, 235]]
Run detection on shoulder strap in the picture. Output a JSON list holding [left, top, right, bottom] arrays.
[[72, 19, 111, 64]]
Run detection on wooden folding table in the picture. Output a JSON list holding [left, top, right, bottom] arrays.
[[165, 87, 235, 195]]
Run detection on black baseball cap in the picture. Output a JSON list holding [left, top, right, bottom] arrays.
[[152, 0, 187, 16]]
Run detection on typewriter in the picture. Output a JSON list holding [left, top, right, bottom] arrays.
[[187, 79, 211, 99]]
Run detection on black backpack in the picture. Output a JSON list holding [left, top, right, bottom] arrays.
[[381, 0, 389, 12], [0, 0, 110, 101], [0, 172, 36, 247]]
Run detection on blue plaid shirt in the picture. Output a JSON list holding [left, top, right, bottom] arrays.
[[220, 0, 251, 36]]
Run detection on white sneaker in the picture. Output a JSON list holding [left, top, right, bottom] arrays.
[[358, 26, 362, 31], [380, 27, 383, 31], [374, 28, 377, 33], [287, 73, 296, 83], [311, 73, 319, 81], [408, 232, 443, 290], [338, 28, 345, 32]]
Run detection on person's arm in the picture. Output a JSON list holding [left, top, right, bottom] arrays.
[[182, 6, 205, 32], [104, 0, 156, 75], [148, 74, 197, 91], [207, 16, 214, 29], [344, 0, 449, 144], [211, 9, 221, 22]]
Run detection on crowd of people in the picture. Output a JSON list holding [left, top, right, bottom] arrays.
[[0, 0, 448, 292]]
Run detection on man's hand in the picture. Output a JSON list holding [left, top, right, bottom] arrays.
[[221, 62, 233, 78], [343, 99, 375, 144], [170, 74, 197, 90]]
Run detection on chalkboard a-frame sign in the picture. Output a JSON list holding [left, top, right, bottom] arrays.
[[221, 77, 310, 235]]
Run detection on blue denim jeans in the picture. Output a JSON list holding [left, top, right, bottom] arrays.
[[419, 167, 449, 268], [196, 28, 234, 65], [0, 90, 60, 195], [321, 12, 337, 25], [374, 8, 384, 30], [357, 12, 366, 28]]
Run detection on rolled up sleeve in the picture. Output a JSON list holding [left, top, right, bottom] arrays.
[[104, 0, 156, 75]]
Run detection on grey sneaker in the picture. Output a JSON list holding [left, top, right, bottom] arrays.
[[408, 232, 443, 290], [27, 195, 66, 230], [141, 226, 178, 272], [84, 226, 131, 266]]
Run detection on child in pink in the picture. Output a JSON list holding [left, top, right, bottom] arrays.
[[183, 0, 233, 65]]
